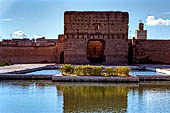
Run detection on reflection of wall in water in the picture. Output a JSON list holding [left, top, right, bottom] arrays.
[[56, 85, 129, 113]]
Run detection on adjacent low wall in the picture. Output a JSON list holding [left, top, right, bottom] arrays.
[[1, 39, 170, 65], [0, 46, 57, 63], [133, 39, 170, 64]]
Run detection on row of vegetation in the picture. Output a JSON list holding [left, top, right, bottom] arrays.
[[0, 61, 12, 66], [60, 64, 130, 76]]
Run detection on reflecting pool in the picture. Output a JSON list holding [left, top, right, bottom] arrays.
[[26, 70, 61, 75], [1, 81, 170, 113], [129, 70, 167, 76], [26, 69, 166, 76]]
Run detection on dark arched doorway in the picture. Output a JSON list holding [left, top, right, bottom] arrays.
[[60, 51, 64, 64], [87, 39, 105, 64]]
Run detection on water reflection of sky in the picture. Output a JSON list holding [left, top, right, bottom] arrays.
[[26, 70, 61, 75], [26, 69, 167, 76], [0, 81, 63, 113], [129, 70, 167, 76], [127, 85, 170, 113], [1, 81, 170, 113]]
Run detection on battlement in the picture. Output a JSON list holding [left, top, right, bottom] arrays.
[[64, 11, 129, 38]]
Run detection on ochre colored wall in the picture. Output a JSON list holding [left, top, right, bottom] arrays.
[[64, 11, 129, 65], [56, 35, 64, 63], [132, 39, 170, 64], [0, 46, 57, 64], [1, 39, 170, 65]]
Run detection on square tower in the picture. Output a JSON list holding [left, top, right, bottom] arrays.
[[135, 23, 147, 40], [63, 11, 129, 65]]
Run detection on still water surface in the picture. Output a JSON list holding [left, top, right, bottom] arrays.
[[26, 69, 166, 76], [26, 69, 61, 75], [1, 81, 170, 113]]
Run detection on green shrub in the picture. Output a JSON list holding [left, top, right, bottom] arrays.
[[60, 64, 130, 76], [81, 65, 89, 75], [104, 67, 118, 76], [105, 67, 113, 76], [74, 65, 83, 75], [74, 65, 103, 76], [112, 68, 118, 75], [90, 66, 103, 76], [60, 64, 75, 74], [0, 61, 11, 66], [116, 66, 130, 76], [0, 62, 6, 66]]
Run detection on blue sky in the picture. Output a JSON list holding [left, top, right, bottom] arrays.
[[0, 0, 170, 40]]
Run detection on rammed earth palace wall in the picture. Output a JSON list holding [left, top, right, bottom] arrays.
[[0, 46, 57, 63], [56, 35, 65, 63], [64, 11, 129, 65], [132, 39, 170, 64]]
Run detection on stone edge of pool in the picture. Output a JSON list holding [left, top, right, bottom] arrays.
[[0, 74, 52, 80], [52, 76, 140, 82], [1, 65, 170, 82], [1, 74, 170, 82]]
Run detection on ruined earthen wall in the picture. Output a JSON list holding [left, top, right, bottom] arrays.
[[64, 11, 129, 65], [133, 39, 170, 64], [56, 35, 64, 63], [0, 46, 57, 63]]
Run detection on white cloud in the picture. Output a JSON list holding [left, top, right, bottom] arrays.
[[1, 18, 12, 21], [11, 30, 27, 38], [146, 16, 170, 26]]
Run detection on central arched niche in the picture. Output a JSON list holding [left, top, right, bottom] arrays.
[[87, 39, 106, 64]]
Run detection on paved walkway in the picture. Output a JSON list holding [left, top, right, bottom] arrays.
[[0, 64, 55, 74], [138, 64, 170, 75]]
